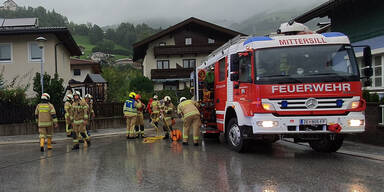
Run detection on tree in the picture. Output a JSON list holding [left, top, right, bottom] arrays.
[[89, 24, 104, 44], [129, 76, 154, 94], [33, 73, 65, 109]]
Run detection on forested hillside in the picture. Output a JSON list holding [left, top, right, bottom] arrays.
[[0, 6, 160, 59]]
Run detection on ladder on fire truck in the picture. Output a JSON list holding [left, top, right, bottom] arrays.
[[205, 35, 248, 65]]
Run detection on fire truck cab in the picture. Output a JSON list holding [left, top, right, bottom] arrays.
[[195, 22, 373, 152]]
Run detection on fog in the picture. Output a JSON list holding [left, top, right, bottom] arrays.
[[19, 0, 327, 26]]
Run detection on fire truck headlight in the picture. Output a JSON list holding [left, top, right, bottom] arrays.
[[349, 101, 360, 109], [262, 103, 275, 111], [348, 119, 364, 127], [257, 121, 278, 128]]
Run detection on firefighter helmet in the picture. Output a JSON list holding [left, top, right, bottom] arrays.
[[84, 94, 92, 99], [129, 92, 136, 99], [179, 97, 187, 103], [164, 96, 171, 102], [41, 93, 50, 100], [153, 95, 158, 100], [135, 94, 141, 100], [73, 91, 81, 96], [66, 94, 73, 101]]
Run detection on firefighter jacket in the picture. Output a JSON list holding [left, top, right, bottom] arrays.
[[177, 100, 200, 118], [71, 99, 89, 125], [136, 100, 145, 115], [64, 101, 73, 124], [123, 98, 137, 117], [162, 103, 174, 121], [151, 100, 160, 113], [35, 102, 58, 127]]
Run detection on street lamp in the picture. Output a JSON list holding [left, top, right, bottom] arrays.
[[35, 36, 47, 94]]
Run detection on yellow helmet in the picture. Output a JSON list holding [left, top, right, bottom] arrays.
[[129, 92, 136, 98]]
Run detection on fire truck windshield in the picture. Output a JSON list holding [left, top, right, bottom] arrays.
[[254, 44, 359, 84]]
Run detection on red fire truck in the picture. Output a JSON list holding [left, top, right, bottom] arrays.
[[194, 22, 373, 152]]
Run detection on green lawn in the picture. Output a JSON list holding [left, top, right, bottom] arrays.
[[73, 35, 130, 60]]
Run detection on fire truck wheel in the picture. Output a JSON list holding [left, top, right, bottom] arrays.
[[226, 117, 249, 152], [309, 135, 344, 153]]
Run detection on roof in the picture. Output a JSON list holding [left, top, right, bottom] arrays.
[[294, 0, 349, 23], [84, 74, 107, 84], [70, 58, 101, 74], [70, 58, 99, 65], [352, 34, 384, 52], [0, 26, 81, 56], [133, 17, 245, 61]]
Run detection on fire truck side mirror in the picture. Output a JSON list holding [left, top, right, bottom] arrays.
[[363, 46, 372, 67], [363, 67, 373, 78], [230, 54, 240, 73], [230, 73, 239, 81]]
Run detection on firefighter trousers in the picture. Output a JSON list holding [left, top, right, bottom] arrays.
[[182, 114, 201, 144], [126, 115, 137, 138], [39, 126, 53, 139], [73, 123, 89, 145]]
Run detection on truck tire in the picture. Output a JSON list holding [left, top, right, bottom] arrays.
[[309, 135, 344, 153], [226, 117, 248, 152]]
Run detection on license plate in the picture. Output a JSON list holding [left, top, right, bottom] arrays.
[[300, 119, 327, 125]]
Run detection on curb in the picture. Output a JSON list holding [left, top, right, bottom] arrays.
[[0, 131, 126, 145], [0, 128, 158, 145]]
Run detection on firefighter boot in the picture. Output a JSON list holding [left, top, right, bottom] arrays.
[[40, 138, 45, 152], [163, 132, 169, 140], [47, 138, 53, 150]]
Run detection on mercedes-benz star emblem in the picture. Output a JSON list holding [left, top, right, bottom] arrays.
[[305, 98, 318, 109]]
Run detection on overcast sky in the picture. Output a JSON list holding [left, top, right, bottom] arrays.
[[17, 0, 327, 26]]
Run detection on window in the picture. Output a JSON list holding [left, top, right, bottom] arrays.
[[239, 54, 252, 82], [373, 56, 382, 87], [159, 42, 166, 46], [157, 60, 169, 69], [29, 42, 43, 62], [185, 37, 192, 45], [208, 38, 215, 44], [219, 58, 226, 81], [183, 59, 196, 68], [73, 69, 81, 76], [0, 43, 11, 62]]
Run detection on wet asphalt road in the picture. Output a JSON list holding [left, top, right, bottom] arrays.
[[0, 135, 383, 192]]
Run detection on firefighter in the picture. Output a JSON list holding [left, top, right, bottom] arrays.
[[71, 91, 90, 150], [177, 97, 201, 146], [124, 92, 137, 139], [64, 94, 73, 137], [84, 94, 95, 134], [35, 93, 58, 152], [161, 96, 174, 140], [135, 94, 146, 138], [151, 95, 161, 136]]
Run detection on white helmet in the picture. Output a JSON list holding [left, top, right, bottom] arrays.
[[73, 91, 81, 96], [278, 21, 310, 34], [153, 95, 158, 100], [41, 93, 50, 100], [66, 94, 73, 101], [164, 96, 171, 102], [179, 97, 187, 103], [85, 94, 92, 99]]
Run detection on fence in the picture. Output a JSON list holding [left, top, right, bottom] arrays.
[[0, 102, 123, 124]]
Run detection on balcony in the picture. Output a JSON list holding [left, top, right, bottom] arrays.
[[151, 68, 194, 79], [154, 44, 219, 57]]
